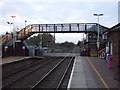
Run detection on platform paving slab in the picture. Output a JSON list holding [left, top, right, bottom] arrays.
[[68, 56, 98, 89], [88, 57, 119, 88], [81, 57, 98, 88], [69, 56, 87, 88]]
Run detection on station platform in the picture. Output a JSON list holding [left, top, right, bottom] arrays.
[[1, 56, 30, 64], [68, 56, 119, 89]]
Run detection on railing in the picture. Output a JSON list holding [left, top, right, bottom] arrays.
[[1, 23, 108, 46], [17, 25, 33, 40], [0, 33, 13, 45], [8, 26, 32, 45], [31, 23, 97, 33], [98, 48, 106, 58], [30, 23, 108, 34], [0, 34, 8, 44]]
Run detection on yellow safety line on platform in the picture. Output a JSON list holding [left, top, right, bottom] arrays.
[[86, 57, 109, 89]]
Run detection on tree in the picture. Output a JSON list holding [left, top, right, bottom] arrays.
[[60, 41, 75, 48], [25, 33, 55, 47], [25, 35, 41, 45], [42, 33, 55, 47]]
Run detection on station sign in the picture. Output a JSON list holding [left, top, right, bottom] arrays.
[[96, 41, 100, 44], [22, 46, 25, 50], [4, 46, 8, 52], [14, 40, 21, 42], [96, 41, 100, 48]]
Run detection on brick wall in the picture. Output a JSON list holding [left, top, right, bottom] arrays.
[[108, 31, 120, 67], [2, 42, 29, 57]]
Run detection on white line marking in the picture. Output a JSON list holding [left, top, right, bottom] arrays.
[[67, 56, 77, 90]]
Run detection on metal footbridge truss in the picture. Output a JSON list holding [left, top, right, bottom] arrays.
[[0, 23, 108, 46]]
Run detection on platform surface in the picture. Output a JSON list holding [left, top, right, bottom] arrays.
[[68, 56, 119, 89], [68, 56, 98, 88], [1, 56, 30, 64]]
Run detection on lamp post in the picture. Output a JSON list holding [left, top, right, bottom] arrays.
[[25, 20, 27, 27], [11, 16, 16, 55], [93, 13, 103, 50], [41, 34, 42, 48], [11, 16, 16, 36], [7, 22, 13, 33]]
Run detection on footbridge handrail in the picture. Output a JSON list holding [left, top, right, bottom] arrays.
[[1, 23, 109, 46]]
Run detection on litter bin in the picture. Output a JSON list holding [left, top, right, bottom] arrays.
[[107, 54, 113, 69]]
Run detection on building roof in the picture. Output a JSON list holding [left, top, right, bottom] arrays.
[[109, 23, 120, 32]]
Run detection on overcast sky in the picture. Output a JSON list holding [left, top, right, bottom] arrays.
[[0, 0, 119, 44]]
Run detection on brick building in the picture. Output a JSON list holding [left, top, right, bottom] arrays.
[[108, 23, 120, 80], [84, 25, 108, 57]]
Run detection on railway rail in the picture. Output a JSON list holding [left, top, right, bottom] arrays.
[[2, 57, 59, 88], [31, 55, 75, 89], [2, 49, 76, 89], [2, 57, 45, 79], [2, 57, 44, 78]]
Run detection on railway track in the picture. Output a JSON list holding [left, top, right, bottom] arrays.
[[2, 56, 59, 88], [2, 56, 56, 79], [2, 51, 76, 89], [2, 57, 45, 79], [31, 55, 75, 89], [2, 57, 44, 78]]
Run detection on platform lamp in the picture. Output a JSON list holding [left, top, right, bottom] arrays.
[[24, 20, 27, 36], [7, 22, 13, 33], [11, 16, 16, 36], [25, 20, 27, 27], [11, 16, 16, 55], [93, 13, 103, 50]]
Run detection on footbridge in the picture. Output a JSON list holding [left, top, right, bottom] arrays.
[[1, 23, 108, 46]]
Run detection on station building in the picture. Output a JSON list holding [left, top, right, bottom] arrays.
[[84, 25, 108, 57], [107, 23, 120, 80]]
